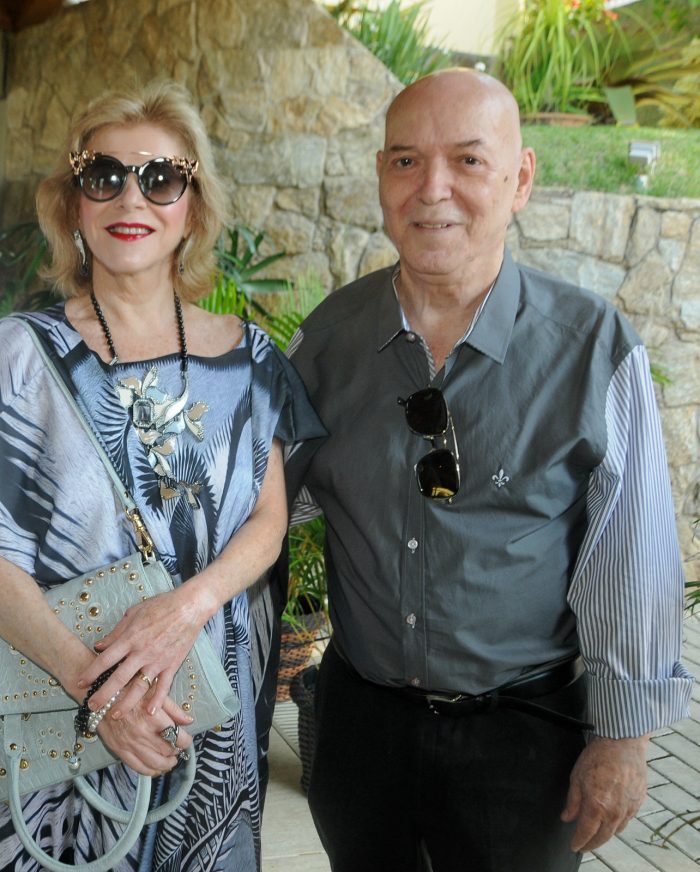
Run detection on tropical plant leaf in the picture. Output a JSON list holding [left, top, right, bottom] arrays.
[[283, 516, 328, 632], [200, 224, 292, 320], [331, 0, 451, 85], [496, 0, 699, 124], [0, 221, 53, 314]]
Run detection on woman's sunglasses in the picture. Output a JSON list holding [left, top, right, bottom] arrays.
[[397, 387, 460, 500], [69, 149, 198, 205]]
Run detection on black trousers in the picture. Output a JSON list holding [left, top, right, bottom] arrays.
[[308, 643, 586, 872]]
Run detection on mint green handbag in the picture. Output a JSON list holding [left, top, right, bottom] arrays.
[[0, 320, 240, 871]]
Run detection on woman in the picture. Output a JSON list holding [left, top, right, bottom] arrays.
[[0, 81, 322, 869]]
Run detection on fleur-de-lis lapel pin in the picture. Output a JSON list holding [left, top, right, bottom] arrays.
[[492, 468, 510, 488]]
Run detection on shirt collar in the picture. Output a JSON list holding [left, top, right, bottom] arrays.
[[375, 249, 520, 364], [464, 248, 520, 364], [375, 264, 406, 352]]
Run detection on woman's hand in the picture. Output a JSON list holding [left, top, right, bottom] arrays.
[[97, 692, 194, 776], [78, 583, 213, 719], [78, 440, 286, 721]]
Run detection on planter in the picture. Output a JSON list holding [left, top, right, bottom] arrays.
[[276, 611, 327, 702], [523, 112, 593, 127], [289, 664, 318, 794]]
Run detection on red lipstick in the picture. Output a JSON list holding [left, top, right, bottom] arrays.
[[105, 223, 154, 241]]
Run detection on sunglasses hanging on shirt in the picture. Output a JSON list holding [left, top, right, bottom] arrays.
[[70, 150, 198, 205], [397, 387, 460, 500]]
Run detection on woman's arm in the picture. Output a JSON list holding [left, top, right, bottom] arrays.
[[0, 556, 95, 701], [0, 557, 192, 774], [80, 438, 288, 717]]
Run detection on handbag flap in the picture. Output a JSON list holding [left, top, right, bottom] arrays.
[[0, 553, 239, 728]]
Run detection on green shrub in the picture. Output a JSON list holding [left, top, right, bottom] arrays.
[[329, 0, 451, 85], [497, 0, 700, 126], [200, 224, 326, 352], [283, 516, 328, 631], [602, 29, 700, 128], [261, 270, 327, 351], [200, 225, 291, 321], [496, 0, 625, 116], [0, 221, 52, 315], [667, 39, 700, 127]]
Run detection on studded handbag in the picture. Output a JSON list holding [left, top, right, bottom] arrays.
[[0, 320, 240, 871]]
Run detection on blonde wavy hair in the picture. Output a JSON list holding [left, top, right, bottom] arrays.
[[36, 80, 231, 301]]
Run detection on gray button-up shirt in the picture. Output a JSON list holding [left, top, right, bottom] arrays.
[[288, 249, 693, 738]]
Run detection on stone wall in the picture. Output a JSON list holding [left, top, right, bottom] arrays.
[[509, 190, 700, 580], [0, 0, 400, 287]]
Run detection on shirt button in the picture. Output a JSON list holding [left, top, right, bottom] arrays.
[[405, 332, 417, 343], [406, 613, 417, 628], [410, 677, 421, 687], [407, 538, 418, 553]]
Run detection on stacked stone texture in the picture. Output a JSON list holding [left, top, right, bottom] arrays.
[[1, 0, 698, 578]]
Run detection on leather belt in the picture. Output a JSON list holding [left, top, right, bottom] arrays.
[[395, 657, 594, 732]]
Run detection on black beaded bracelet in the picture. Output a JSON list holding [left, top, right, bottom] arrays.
[[74, 663, 120, 738]]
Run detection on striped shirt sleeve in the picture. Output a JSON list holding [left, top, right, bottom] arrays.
[[568, 343, 694, 738]]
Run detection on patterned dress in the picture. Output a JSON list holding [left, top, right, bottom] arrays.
[[0, 305, 321, 871]]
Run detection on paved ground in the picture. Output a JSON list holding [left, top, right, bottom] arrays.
[[263, 613, 700, 871], [582, 613, 700, 872]]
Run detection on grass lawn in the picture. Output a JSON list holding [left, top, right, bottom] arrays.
[[523, 124, 700, 200]]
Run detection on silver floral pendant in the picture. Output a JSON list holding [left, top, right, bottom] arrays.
[[116, 366, 208, 507]]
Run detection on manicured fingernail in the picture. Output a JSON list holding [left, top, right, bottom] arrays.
[[148, 705, 157, 716], [77, 680, 86, 689]]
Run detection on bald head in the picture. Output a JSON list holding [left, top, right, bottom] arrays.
[[375, 67, 535, 290], [384, 68, 523, 155]]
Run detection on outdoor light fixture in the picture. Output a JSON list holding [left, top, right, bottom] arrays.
[[628, 140, 661, 190]]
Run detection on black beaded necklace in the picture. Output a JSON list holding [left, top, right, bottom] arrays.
[[89, 290, 188, 375], [88, 290, 205, 507]]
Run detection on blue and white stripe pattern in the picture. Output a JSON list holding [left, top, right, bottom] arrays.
[[569, 343, 692, 737]]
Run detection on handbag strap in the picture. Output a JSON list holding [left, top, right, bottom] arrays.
[[5, 718, 196, 872], [7, 754, 150, 872], [14, 317, 156, 561], [3, 713, 153, 872]]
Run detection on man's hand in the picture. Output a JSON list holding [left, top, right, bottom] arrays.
[[561, 734, 649, 853]]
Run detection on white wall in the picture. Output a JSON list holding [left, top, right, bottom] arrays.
[[424, 0, 518, 55], [317, 0, 519, 56]]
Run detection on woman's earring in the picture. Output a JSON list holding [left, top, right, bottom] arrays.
[[73, 229, 89, 277], [178, 236, 191, 277]]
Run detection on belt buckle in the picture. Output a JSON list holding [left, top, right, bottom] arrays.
[[425, 691, 466, 715], [425, 691, 498, 716]]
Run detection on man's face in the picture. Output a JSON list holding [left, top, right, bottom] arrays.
[[376, 73, 534, 285]]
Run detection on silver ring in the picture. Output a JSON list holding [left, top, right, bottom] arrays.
[[160, 725, 179, 747], [177, 748, 191, 764]]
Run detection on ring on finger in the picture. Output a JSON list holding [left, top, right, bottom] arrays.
[[138, 672, 154, 688], [160, 725, 179, 747], [177, 748, 191, 764]]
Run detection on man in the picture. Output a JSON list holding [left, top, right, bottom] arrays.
[[286, 69, 693, 871]]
